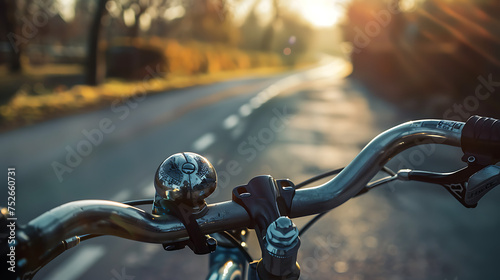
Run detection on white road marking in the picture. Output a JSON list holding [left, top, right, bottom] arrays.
[[110, 189, 131, 202], [239, 104, 252, 117], [42, 246, 106, 280], [266, 85, 278, 96], [192, 133, 216, 151], [257, 91, 270, 103], [231, 124, 245, 139], [223, 114, 240, 130], [250, 97, 262, 109], [124, 243, 162, 266], [142, 182, 156, 197], [124, 252, 141, 266]]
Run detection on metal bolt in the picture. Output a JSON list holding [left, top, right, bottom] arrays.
[[266, 217, 299, 248], [207, 237, 217, 246], [468, 156, 476, 163], [276, 216, 292, 230], [262, 216, 301, 277]]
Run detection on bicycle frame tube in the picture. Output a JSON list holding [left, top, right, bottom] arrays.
[[207, 246, 247, 280]]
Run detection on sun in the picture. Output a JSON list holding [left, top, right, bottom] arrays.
[[57, 0, 76, 22], [302, 5, 341, 27], [291, 0, 346, 28]]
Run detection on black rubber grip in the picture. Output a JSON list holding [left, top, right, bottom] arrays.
[[461, 115, 500, 163]]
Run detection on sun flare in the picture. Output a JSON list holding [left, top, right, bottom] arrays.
[[290, 0, 346, 27]]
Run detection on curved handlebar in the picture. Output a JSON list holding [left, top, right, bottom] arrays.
[[23, 120, 463, 244], [15, 119, 467, 277], [25, 200, 249, 244], [291, 119, 463, 216]]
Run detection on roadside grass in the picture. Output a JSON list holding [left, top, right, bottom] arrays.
[[0, 36, 320, 131], [0, 63, 290, 131]]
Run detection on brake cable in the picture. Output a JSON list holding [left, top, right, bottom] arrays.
[[217, 231, 253, 263], [295, 167, 344, 189], [298, 166, 396, 236]]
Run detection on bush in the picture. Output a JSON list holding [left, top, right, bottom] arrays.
[[0, 38, 286, 128]]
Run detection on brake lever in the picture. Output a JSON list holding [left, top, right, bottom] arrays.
[[398, 163, 500, 208], [354, 164, 481, 203], [464, 165, 500, 206]]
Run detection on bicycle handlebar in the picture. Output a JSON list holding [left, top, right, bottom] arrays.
[[14, 116, 500, 278], [26, 200, 249, 245], [291, 119, 462, 216], [21, 120, 463, 245]]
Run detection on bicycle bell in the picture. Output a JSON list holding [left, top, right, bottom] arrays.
[[154, 152, 217, 210]]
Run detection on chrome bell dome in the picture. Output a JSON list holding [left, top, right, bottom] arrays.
[[154, 152, 217, 209]]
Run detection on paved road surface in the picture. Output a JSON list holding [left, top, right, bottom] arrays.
[[1, 59, 499, 280]]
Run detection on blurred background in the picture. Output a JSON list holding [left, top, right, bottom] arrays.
[[1, 0, 500, 279]]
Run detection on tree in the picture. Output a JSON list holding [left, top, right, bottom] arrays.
[[260, 0, 280, 51], [1, 0, 21, 73], [86, 0, 107, 85]]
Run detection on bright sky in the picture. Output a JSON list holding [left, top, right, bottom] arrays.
[[57, 0, 347, 28], [288, 0, 348, 27], [230, 0, 348, 28], [57, 0, 76, 22]]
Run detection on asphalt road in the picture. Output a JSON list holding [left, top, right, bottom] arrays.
[[1, 59, 499, 280]]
